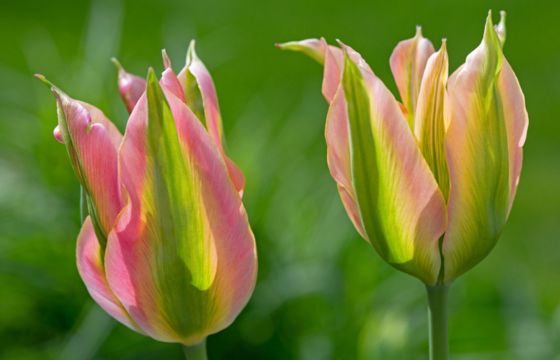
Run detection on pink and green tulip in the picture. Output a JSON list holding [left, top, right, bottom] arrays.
[[37, 42, 257, 354], [278, 11, 527, 286], [279, 11, 527, 359]]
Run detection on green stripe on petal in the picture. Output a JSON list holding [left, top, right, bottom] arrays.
[[342, 54, 384, 248], [144, 69, 217, 292], [341, 46, 447, 284]]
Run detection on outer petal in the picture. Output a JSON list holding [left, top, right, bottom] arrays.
[[414, 41, 450, 199], [389, 27, 435, 126], [177, 41, 245, 194], [500, 59, 528, 211], [340, 44, 447, 284], [326, 87, 366, 238], [37, 76, 122, 241], [76, 217, 138, 331], [159, 50, 187, 101], [112, 58, 146, 113], [493, 12, 527, 211], [278, 39, 366, 236], [277, 38, 343, 102], [443, 13, 527, 282], [105, 70, 257, 344]]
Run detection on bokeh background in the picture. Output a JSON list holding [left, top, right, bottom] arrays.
[[1, 0, 559, 359]]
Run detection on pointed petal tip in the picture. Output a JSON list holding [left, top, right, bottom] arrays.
[[335, 39, 349, 52], [161, 49, 172, 69], [34, 74, 67, 101], [34, 73, 47, 83], [336, 40, 354, 59], [186, 39, 198, 64], [35, 74, 69, 143], [273, 38, 327, 64], [111, 57, 122, 70], [485, 10, 494, 29], [275, 39, 322, 50], [483, 10, 501, 44], [114, 59, 146, 113], [146, 67, 163, 101], [146, 67, 157, 80], [34, 73, 56, 90], [415, 25, 423, 36], [495, 10, 507, 45]]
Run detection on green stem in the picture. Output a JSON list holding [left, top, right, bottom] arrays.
[[183, 339, 208, 360], [426, 284, 449, 360]]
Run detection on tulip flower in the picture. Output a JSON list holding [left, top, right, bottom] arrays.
[[37, 41, 257, 358], [279, 11, 527, 359]]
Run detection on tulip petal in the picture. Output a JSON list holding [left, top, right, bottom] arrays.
[[326, 86, 366, 238], [112, 58, 146, 113], [490, 11, 527, 209], [277, 39, 365, 236], [340, 45, 447, 284], [36, 76, 122, 243], [162, 49, 173, 69], [414, 41, 450, 199], [275, 38, 326, 64], [177, 41, 245, 194], [105, 70, 256, 344], [161, 67, 186, 101], [321, 42, 345, 103], [500, 59, 528, 211], [178, 41, 223, 150], [443, 13, 526, 282], [389, 27, 435, 126], [76, 217, 138, 331]]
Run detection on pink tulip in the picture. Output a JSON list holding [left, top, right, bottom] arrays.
[[278, 11, 528, 285], [36, 42, 257, 349]]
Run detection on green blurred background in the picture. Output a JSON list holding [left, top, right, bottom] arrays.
[[1, 0, 559, 359]]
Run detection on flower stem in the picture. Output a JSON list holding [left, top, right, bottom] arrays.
[[183, 339, 208, 360], [426, 284, 449, 360]]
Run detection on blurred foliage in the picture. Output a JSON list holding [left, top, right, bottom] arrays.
[[1, 0, 559, 359]]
